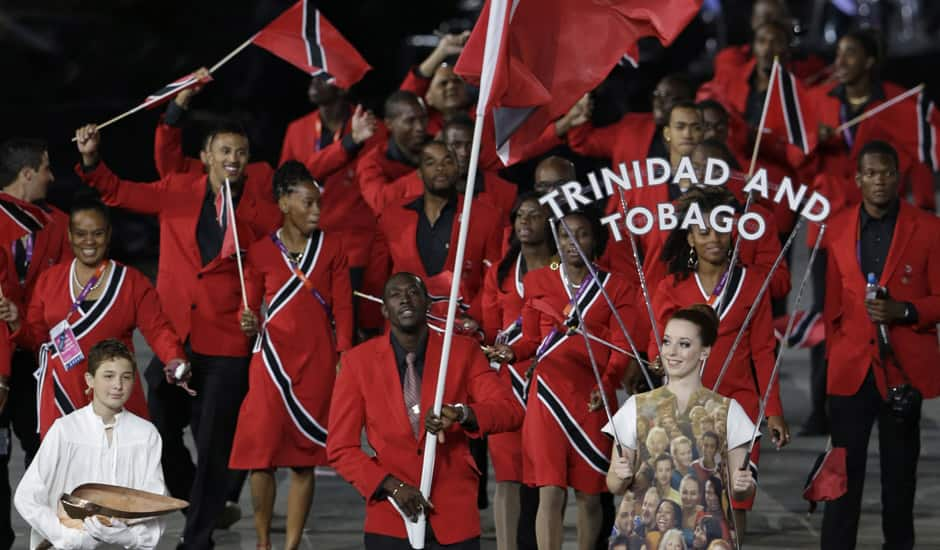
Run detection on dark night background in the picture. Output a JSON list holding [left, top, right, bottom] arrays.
[[1, 0, 939, 267]]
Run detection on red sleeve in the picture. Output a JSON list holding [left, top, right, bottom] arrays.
[[327, 351, 392, 500], [603, 281, 652, 391], [244, 245, 265, 317], [465, 343, 525, 436], [510, 273, 543, 361], [356, 149, 391, 214], [750, 287, 783, 417], [304, 139, 354, 181], [911, 216, 940, 330], [330, 241, 354, 352], [748, 215, 791, 300], [481, 266, 503, 344], [399, 66, 431, 98], [76, 162, 169, 215], [822, 243, 842, 361], [280, 121, 305, 165], [132, 271, 187, 363], [154, 120, 202, 178], [567, 122, 618, 159], [903, 161, 936, 212]]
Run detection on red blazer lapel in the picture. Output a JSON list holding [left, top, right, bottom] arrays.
[[880, 202, 915, 285]]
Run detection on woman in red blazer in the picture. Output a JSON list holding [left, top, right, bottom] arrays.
[[2, 198, 186, 437], [229, 162, 353, 550], [653, 187, 789, 533]]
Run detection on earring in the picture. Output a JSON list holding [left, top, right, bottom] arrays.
[[687, 248, 698, 269], [84, 386, 92, 396]]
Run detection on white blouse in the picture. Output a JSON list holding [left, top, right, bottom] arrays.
[[14, 405, 167, 550]]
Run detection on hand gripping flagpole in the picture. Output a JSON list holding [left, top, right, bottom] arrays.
[[551, 217, 656, 391], [550, 219, 623, 452], [741, 224, 826, 469], [711, 216, 803, 393], [615, 187, 662, 359], [224, 178, 249, 310], [716, 57, 779, 310], [402, 1, 508, 547]]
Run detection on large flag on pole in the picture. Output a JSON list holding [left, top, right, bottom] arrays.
[[455, 0, 702, 165], [252, 0, 371, 88], [764, 63, 818, 155]]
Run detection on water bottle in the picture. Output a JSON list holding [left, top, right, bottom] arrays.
[[865, 273, 890, 349]]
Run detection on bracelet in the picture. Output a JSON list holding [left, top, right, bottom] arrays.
[[391, 481, 406, 499]]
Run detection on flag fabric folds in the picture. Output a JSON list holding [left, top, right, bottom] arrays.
[[455, 0, 702, 165], [142, 72, 214, 111], [0, 195, 48, 245], [252, 0, 371, 89], [764, 63, 818, 155], [803, 446, 848, 514]]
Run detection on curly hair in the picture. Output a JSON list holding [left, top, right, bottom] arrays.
[[659, 186, 737, 280]]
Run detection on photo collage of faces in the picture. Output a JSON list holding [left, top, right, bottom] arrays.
[[609, 389, 738, 550]]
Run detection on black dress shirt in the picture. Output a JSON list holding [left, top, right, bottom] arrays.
[[196, 181, 241, 267], [386, 138, 418, 167], [859, 200, 899, 282], [390, 331, 427, 387], [407, 195, 456, 277]]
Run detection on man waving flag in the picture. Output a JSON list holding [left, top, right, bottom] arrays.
[[455, 0, 702, 165]]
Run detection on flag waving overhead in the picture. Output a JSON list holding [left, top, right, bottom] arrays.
[[252, 1, 371, 89], [142, 72, 214, 110], [455, 0, 702, 165]]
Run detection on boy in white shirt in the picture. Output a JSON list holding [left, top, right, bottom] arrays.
[[15, 339, 167, 550]]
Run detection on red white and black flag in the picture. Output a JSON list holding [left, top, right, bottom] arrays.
[[141, 72, 214, 110], [764, 62, 818, 156], [0, 194, 49, 244], [252, 0, 371, 89], [455, 0, 702, 165]]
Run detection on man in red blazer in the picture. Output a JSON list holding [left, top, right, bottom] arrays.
[[0, 138, 71, 549], [357, 91, 428, 213], [74, 121, 281, 550], [328, 272, 524, 549], [822, 140, 940, 550], [369, 141, 502, 328]]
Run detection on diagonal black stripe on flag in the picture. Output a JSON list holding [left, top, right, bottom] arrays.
[[918, 92, 935, 171], [779, 71, 807, 153], [302, 1, 326, 74]]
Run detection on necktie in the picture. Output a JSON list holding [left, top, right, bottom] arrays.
[[403, 352, 421, 438]]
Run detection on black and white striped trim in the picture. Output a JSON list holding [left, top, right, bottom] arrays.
[[917, 91, 937, 171], [536, 271, 609, 362], [52, 370, 75, 417], [536, 377, 610, 474], [0, 198, 43, 235], [260, 332, 328, 447], [267, 232, 322, 324], [69, 261, 126, 339], [778, 69, 809, 154], [696, 266, 746, 322]]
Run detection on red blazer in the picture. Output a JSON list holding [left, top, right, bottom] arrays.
[[372, 195, 502, 319], [713, 45, 829, 84], [78, 162, 281, 356], [567, 113, 658, 166], [823, 202, 940, 398], [652, 267, 782, 418], [0, 196, 72, 311], [384, 171, 518, 226], [328, 330, 524, 544]]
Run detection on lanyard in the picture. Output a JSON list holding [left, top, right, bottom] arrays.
[[270, 232, 333, 324], [13, 234, 34, 266], [68, 262, 108, 320], [705, 267, 731, 307], [536, 272, 594, 358]]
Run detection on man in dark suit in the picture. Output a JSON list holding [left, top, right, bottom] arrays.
[[822, 140, 940, 550], [328, 272, 524, 549]]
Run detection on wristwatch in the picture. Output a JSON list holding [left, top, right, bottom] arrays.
[[452, 403, 469, 424]]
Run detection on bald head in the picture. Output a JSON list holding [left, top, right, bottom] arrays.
[[534, 156, 576, 195]]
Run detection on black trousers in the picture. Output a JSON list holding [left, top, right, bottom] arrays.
[[807, 249, 829, 430], [821, 370, 921, 550], [147, 351, 249, 549], [0, 350, 41, 550], [364, 533, 479, 549]]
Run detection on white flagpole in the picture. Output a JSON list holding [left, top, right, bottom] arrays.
[[224, 177, 249, 310], [835, 84, 924, 132], [403, 1, 509, 547]]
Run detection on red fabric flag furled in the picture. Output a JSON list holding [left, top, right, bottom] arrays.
[[0, 195, 48, 245], [764, 63, 819, 155], [252, 0, 371, 89], [455, 0, 702, 165]]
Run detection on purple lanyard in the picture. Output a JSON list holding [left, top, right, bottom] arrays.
[[69, 262, 107, 317], [12, 234, 34, 265], [706, 268, 731, 306], [536, 272, 594, 358], [270, 233, 333, 323], [839, 103, 856, 149]]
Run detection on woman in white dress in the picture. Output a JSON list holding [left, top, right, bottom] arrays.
[[603, 305, 757, 549]]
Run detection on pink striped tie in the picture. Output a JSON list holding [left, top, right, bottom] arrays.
[[403, 352, 421, 439]]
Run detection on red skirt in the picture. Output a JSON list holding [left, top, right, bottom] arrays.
[[229, 350, 332, 469]]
